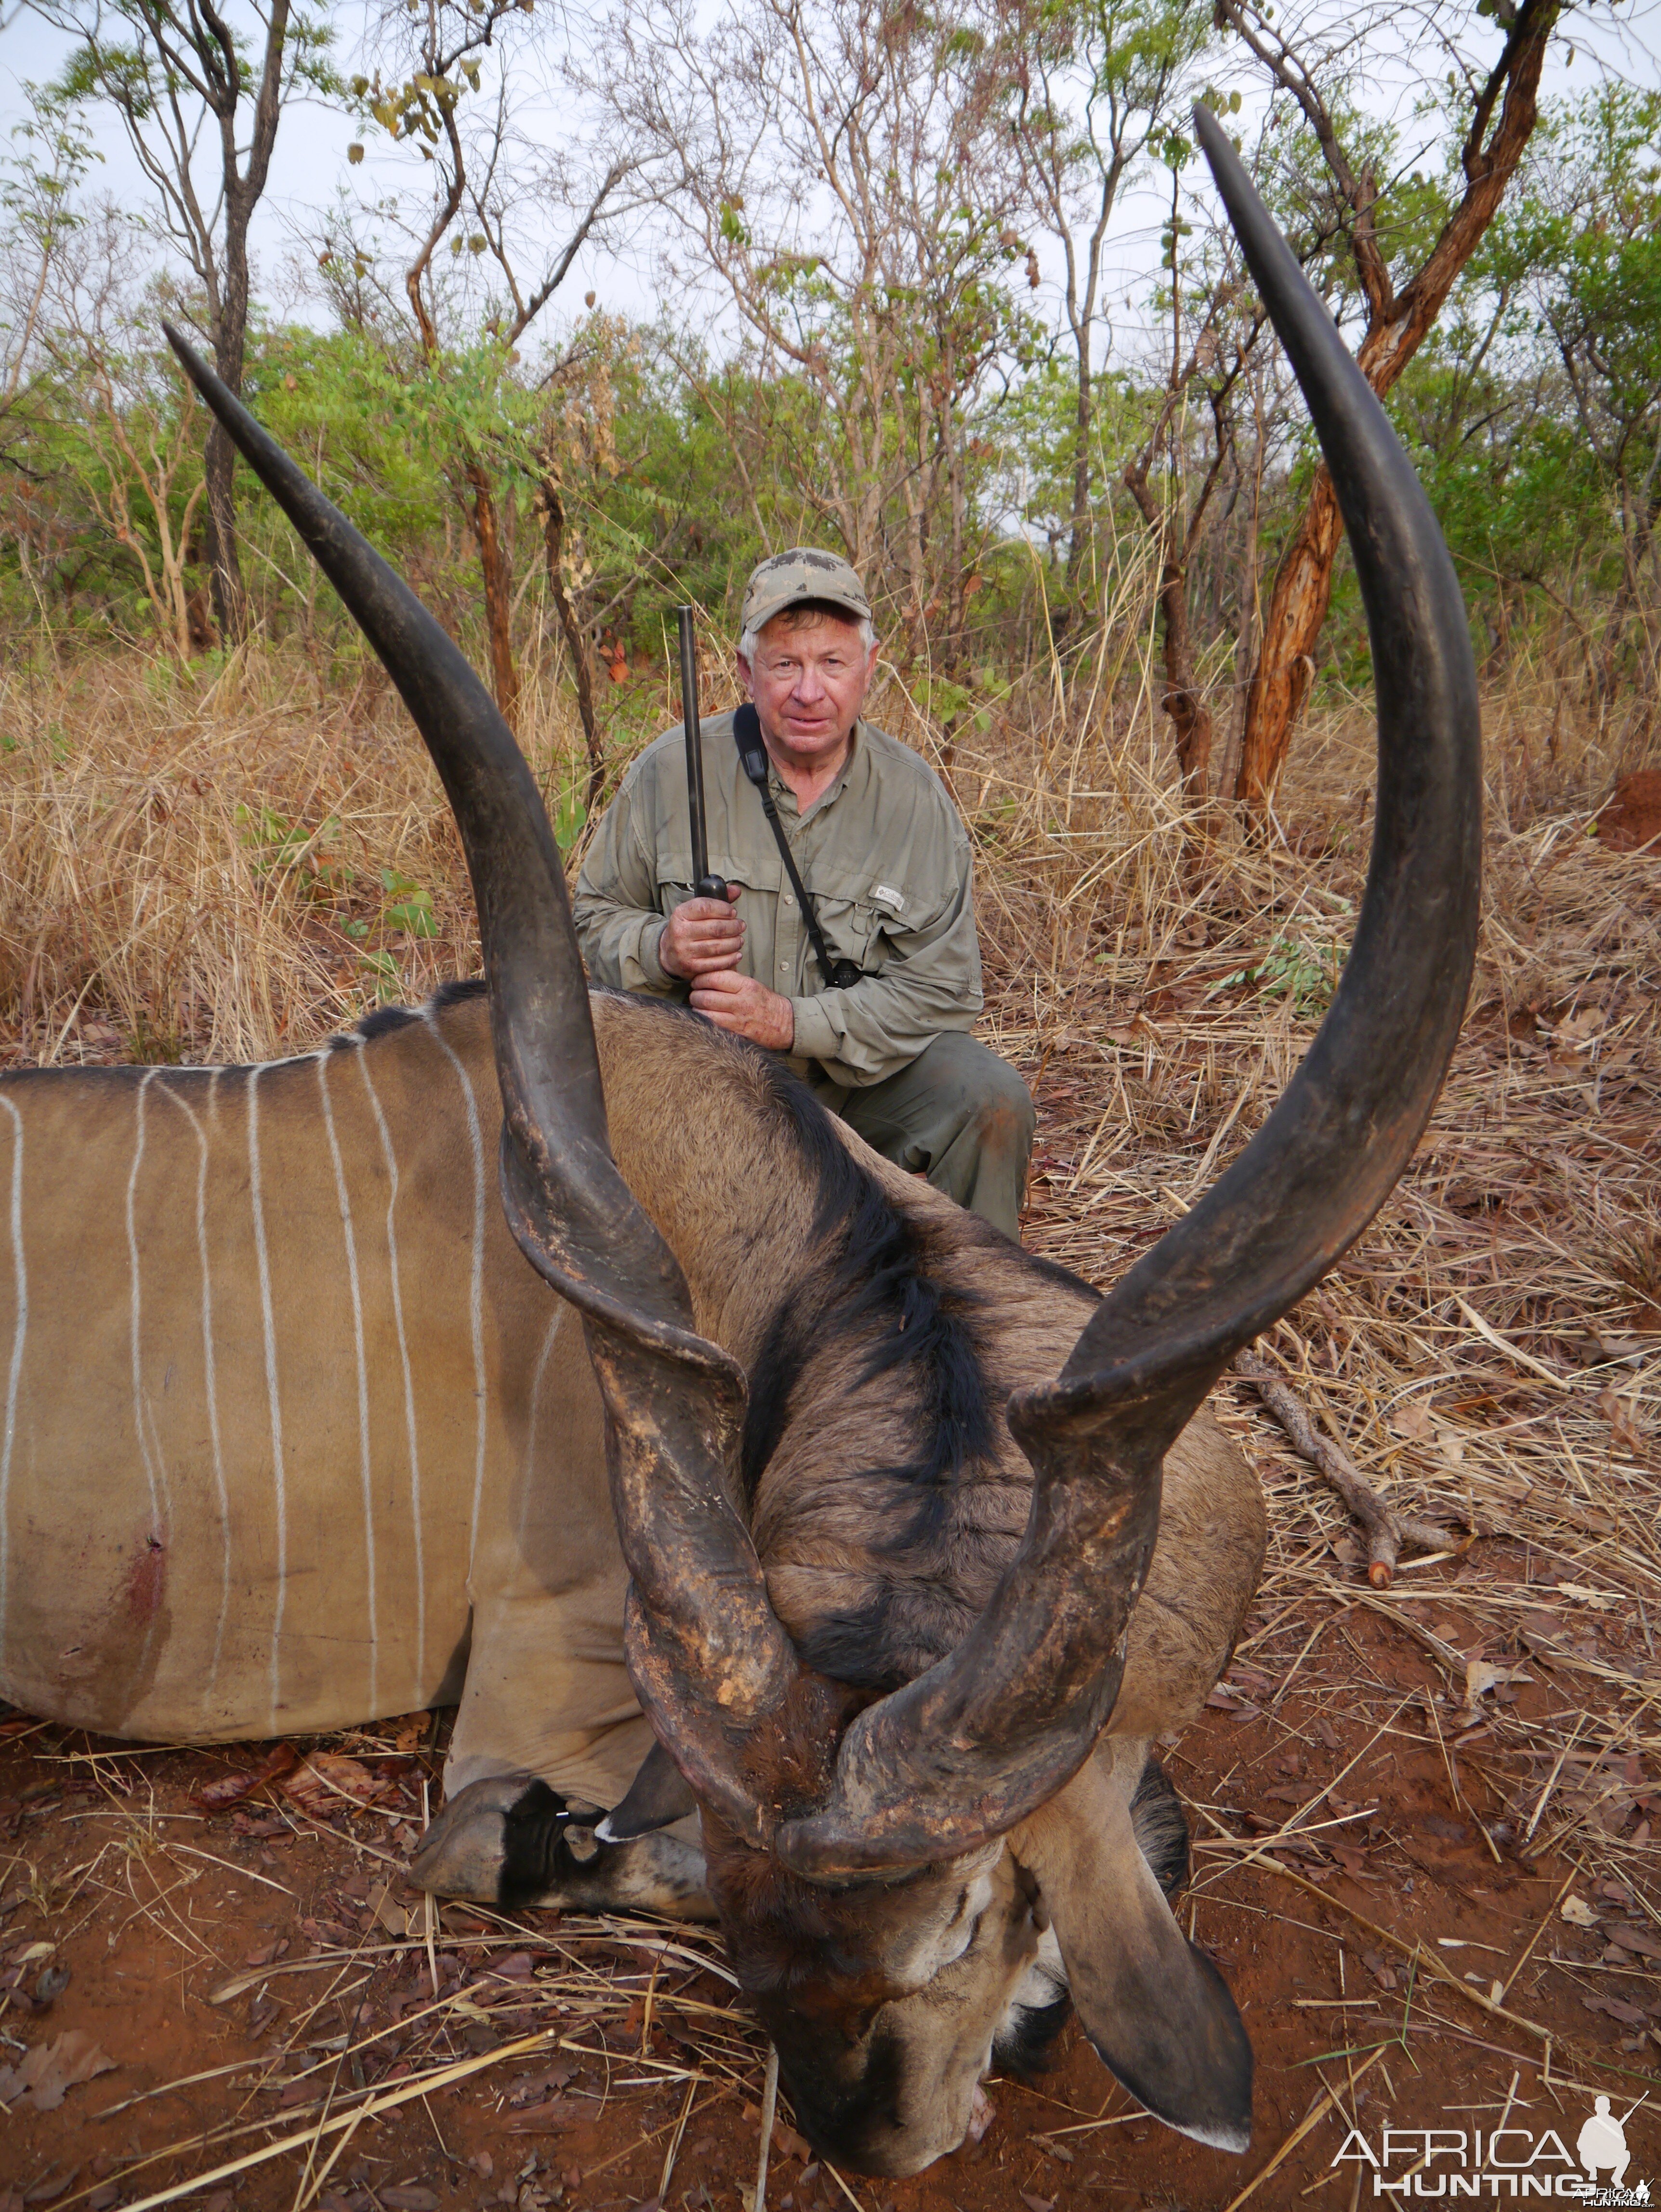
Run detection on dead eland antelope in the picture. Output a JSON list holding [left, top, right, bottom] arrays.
[[0, 120, 1478, 2178]]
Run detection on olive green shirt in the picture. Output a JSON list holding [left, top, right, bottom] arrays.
[[572, 713, 983, 1088]]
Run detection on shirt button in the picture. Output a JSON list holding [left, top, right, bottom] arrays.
[[783, 894, 794, 906], [778, 961, 789, 973]]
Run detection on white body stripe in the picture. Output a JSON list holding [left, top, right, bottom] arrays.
[[0, 1096, 24, 1661], [246, 1066, 289, 1724], [125, 1070, 173, 1688], [357, 1047, 426, 1688], [126, 1069, 162, 1525], [157, 1077, 233, 1710], [318, 1050, 379, 1710], [426, 1013, 489, 1569]]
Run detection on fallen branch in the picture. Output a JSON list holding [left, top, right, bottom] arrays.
[[1234, 1352, 1472, 1586]]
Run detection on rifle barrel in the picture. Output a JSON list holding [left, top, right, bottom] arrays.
[[677, 606, 713, 892]]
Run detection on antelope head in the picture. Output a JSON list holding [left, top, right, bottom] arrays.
[[168, 112, 1480, 2179]]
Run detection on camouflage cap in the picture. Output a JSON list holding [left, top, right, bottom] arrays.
[[739, 547, 871, 640]]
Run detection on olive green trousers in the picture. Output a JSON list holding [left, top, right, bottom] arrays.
[[809, 1030, 1036, 1242]]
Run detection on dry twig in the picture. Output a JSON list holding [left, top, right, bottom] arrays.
[[1234, 1351, 1472, 1585]]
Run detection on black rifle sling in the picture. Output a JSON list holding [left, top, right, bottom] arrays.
[[731, 705, 861, 991]]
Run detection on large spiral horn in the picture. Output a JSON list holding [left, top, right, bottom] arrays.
[[776, 105, 1482, 1880], [162, 327, 801, 1834]]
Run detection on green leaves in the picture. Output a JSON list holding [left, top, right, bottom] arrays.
[[1158, 210, 1193, 267], [380, 867, 438, 937], [909, 669, 1009, 734], [360, 948, 402, 1001], [549, 771, 588, 854], [236, 803, 308, 874], [1209, 920, 1351, 1019]]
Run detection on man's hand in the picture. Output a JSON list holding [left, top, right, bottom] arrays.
[[660, 886, 744, 979], [690, 968, 795, 1052]]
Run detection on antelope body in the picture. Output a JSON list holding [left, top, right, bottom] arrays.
[[2, 112, 1482, 2182], [0, 985, 1257, 1800]]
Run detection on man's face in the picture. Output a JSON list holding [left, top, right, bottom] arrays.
[[739, 612, 879, 766]]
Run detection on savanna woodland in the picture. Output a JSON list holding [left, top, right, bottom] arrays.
[[0, 0, 1659, 2200]]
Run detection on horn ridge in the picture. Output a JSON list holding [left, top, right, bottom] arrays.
[[777, 106, 1481, 1880]]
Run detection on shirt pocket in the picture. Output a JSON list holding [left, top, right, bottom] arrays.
[[808, 894, 889, 977], [652, 844, 694, 913], [656, 848, 779, 910]]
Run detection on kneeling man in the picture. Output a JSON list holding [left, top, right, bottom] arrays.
[[573, 550, 1035, 1240]]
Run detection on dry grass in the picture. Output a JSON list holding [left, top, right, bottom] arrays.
[[1, 1751, 770, 2212]]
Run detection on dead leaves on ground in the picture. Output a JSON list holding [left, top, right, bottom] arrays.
[[736, 2103, 812, 2165], [0, 2028, 115, 2112], [191, 1744, 398, 1821], [367, 1879, 414, 1937], [190, 1741, 299, 1812], [277, 1753, 398, 1819]]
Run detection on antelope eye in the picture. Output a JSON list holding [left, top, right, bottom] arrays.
[[936, 1902, 987, 1970]]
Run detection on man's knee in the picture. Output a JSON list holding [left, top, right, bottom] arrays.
[[914, 1033, 1034, 1151], [977, 1053, 1036, 1145]]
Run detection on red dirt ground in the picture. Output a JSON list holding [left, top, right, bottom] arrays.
[[3, 1562, 1657, 2212], [1595, 773, 1661, 855]]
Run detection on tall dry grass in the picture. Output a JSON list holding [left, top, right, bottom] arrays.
[[0, 647, 475, 1066], [0, 612, 1652, 1070]]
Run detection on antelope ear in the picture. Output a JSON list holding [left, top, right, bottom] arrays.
[[597, 1739, 699, 1843], [1011, 1753, 1252, 2155]]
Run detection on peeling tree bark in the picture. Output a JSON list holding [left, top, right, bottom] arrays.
[[1226, 0, 1563, 812]]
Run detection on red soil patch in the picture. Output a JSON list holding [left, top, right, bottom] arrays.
[[1595, 771, 1661, 853]]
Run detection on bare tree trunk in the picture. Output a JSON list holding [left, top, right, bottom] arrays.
[[943, 386, 969, 672], [1158, 565, 1214, 799], [1235, 476, 1340, 809], [1122, 314, 1244, 812], [1068, 332, 1093, 587], [538, 474, 604, 810], [205, 0, 293, 643], [464, 458, 519, 727], [202, 180, 252, 641], [1124, 461, 1214, 802], [1225, 0, 1562, 811], [44, 0, 307, 644], [201, 423, 242, 643]]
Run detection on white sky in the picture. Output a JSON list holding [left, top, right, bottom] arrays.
[[2, 0, 1657, 372]]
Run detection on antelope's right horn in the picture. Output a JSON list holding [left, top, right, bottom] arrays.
[[777, 104, 1482, 1882]]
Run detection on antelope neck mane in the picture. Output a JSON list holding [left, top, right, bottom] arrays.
[[583, 992, 1100, 1699]]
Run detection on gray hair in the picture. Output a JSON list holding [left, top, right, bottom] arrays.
[[738, 608, 877, 662]]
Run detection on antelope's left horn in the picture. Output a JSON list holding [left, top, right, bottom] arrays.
[[163, 327, 801, 1834]]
